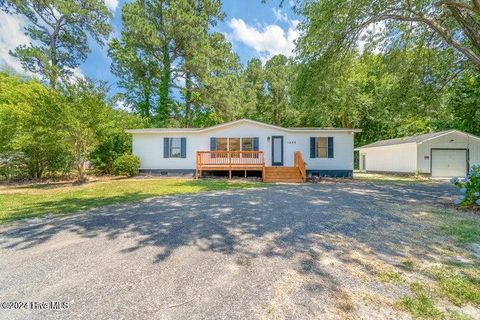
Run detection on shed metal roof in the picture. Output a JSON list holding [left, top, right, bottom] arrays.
[[356, 130, 480, 150]]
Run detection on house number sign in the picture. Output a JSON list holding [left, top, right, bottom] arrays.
[[287, 141, 296, 144]]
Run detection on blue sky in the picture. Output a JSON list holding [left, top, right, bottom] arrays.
[[0, 0, 300, 96]]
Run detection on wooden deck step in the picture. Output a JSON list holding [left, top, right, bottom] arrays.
[[263, 166, 304, 183]]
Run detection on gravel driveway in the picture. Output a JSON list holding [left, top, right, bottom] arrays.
[[0, 180, 469, 319]]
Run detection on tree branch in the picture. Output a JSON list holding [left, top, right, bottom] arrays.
[[436, 0, 480, 14], [357, 10, 480, 69]]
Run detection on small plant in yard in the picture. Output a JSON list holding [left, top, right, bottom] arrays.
[[377, 270, 404, 284], [112, 154, 140, 177], [429, 266, 480, 307], [400, 260, 416, 271], [451, 165, 480, 207], [399, 282, 443, 319]]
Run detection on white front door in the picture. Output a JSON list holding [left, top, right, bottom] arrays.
[[431, 149, 467, 177]]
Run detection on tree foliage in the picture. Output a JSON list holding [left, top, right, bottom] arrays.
[[0, 71, 70, 178], [108, 0, 239, 127], [296, 0, 480, 70], [0, 0, 112, 87], [0, 71, 147, 181]]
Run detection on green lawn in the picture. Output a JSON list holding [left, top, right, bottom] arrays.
[[0, 178, 262, 223]]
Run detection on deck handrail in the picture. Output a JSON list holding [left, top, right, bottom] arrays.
[[294, 151, 307, 182], [196, 150, 263, 154], [196, 151, 265, 166], [196, 150, 265, 179]]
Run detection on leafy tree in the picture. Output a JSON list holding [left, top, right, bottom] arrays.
[[241, 58, 266, 119], [296, 0, 480, 70], [89, 109, 149, 174], [196, 33, 244, 125], [292, 48, 455, 146], [109, 0, 240, 127], [108, 39, 160, 118], [445, 70, 480, 136], [0, 0, 112, 87], [0, 71, 71, 178], [61, 79, 110, 182], [264, 54, 291, 125]]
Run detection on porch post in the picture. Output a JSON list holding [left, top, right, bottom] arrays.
[[228, 151, 232, 179]]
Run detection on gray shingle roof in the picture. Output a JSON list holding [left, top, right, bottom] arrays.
[[357, 130, 457, 149]]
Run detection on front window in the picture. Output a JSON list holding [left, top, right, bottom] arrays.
[[214, 137, 255, 151], [230, 138, 240, 151], [216, 138, 228, 151], [242, 138, 253, 151], [170, 138, 182, 158], [316, 138, 328, 158]]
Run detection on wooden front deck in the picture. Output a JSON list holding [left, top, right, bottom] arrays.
[[195, 150, 306, 182]]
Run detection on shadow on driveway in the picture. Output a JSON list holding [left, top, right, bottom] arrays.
[[0, 181, 455, 263]]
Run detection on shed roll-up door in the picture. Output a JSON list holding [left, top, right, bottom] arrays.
[[431, 149, 467, 177]]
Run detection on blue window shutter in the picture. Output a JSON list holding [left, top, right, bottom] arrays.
[[164, 138, 170, 158], [328, 137, 334, 158], [210, 137, 216, 151], [253, 137, 259, 151], [310, 137, 316, 158], [181, 138, 186, 158]]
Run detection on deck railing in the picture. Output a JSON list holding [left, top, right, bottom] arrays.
[[294, 151, 307, 182], [196, 150, 265, 167]]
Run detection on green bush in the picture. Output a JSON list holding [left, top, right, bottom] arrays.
[[112, 154, 140, 177], [90, 134, 130, 174], [451, 165, 480, 206]]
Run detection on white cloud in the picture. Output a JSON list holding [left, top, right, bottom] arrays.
[[272, 8, 289, 23], [113, 99, 128, 111], [0, 12, 30, 73], [71, 67, 85, 79], [227, 18, 299, 59], [104, 0, 119, 12]]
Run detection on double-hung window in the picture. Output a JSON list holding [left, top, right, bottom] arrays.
[[316, 138, 328, 158], [242, 138, 253, 151], [164, 137, 186, 158], [211, 137, 258, 152], [169, 138, 182, 158], [310, 137, 334, 158]]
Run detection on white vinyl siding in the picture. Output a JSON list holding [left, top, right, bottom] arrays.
[[358, 131, 480, 176], [417, 132, 480, 174], [360, 143, 417, 173], [132, 121, 355, 170]]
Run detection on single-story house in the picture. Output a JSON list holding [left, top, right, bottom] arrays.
[[356, 130, 480, 178], [126, 119, 361, 182]]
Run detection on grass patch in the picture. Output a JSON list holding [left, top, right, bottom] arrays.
[[429, 266, 480, 307], [377, 270, 404, 284], [439, 218, 480, 245], [399, 282, 443, 319], [400, 259, 416, 271], [0, 178, 262, 223]]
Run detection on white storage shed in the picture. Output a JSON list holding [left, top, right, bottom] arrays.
[[356, 130, 480, 178]]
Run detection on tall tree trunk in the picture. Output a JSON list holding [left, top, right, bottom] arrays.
[[49, 17, 63, 88], [143, 89, 151, 118], [158, 41, 171, 125], [185, 71, 193, 127]]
